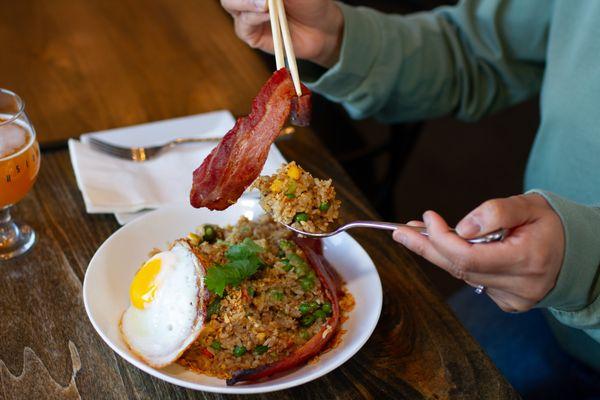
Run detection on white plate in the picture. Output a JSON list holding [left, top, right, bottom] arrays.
[[83, 200, 383, 394]]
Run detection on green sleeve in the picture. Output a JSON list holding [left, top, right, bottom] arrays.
[[306, 0, 550, 123], [529, 190, 600, 345]]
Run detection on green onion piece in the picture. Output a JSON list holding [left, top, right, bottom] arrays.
[[300, 314, 316, 327], [286, 180, 297, 195], [314, 309, 326, 321], [299, 303, 311, 315], [247, 286, 255, 297], [233, 345, 247, 357], [299, 276, 315, 291], [285, 193, 296, 199], [279, 239, 293, 250], [293, 212, 309, 223], [319, 202, 330, 212], [254, 345, 268, 355], [206, 298, 221, 319], [322, 302, 332, 314], [299, 330, 311, 340], [294, 263, 310, 277], [203, 225, 217, 243], [271, 291, 284, 301], [210, 341, 221, 350], [280, 259, 292, 272], [287, 253, 304, 266], [308, 301, 320, 312]]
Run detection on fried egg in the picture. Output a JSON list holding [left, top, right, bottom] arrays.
[[120, 240, 206, 368]]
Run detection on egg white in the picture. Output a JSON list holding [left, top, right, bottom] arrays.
[[120, 240, 206, 368]]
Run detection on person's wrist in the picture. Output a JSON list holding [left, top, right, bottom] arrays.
[[311, 3, 344, 68]]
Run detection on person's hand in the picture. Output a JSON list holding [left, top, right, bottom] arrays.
[[392, 194, 565, 312], [220, 0, 344, 67]]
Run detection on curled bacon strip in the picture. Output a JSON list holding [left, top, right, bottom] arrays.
[[226, 237, 340, 386], [190, 68, 311, 210], [190, 243, 211, 320]]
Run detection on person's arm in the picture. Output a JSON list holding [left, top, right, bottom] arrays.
[[309, 0, 551, 122], [529, 191, 600, 344]]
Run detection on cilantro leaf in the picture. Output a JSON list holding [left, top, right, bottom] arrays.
[[226, 237, 263, 260], [204, 264, 230, 297], [205, 238, 264, 296]]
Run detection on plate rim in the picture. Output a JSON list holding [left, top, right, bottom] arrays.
[[83, 203, 383, 394]]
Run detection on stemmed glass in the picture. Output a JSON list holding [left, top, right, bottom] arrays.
[[0, 89, 40, 260]]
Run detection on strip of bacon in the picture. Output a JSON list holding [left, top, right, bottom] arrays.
[[226, 237, 340, 385], [190, 68, 311, 210], [290, 91, 311, 127], [190, 243, 211, 322]]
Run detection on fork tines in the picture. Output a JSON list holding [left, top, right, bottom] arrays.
[[87, 137, 135, 160]]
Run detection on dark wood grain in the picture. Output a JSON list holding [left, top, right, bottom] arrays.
[[0, 0, 270, 145], [0, 131, 517, 399]]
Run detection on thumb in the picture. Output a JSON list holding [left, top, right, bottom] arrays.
[[234, 12, 273, 51], [456, 196, 532, 238]]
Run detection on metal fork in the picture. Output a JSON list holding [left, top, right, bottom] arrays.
[[281, 220, 507, 244], [87, 127, 295, 161]]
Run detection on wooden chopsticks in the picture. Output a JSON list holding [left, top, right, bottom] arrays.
[[268, 0, 302, 96]]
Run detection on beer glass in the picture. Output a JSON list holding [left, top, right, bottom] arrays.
[[0, 89, 40, 260]]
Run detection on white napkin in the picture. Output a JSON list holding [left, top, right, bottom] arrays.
[[68, 110, 287, 224]]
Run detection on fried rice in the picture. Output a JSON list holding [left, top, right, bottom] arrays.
[[178, 215, 353, 379], [253, 162, 341, 233]]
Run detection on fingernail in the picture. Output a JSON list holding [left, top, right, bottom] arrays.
[[254, 0, 266, 11], [423, 211, 432, 225], [393, 231, 407, 244], [457, 217, 481, 237]]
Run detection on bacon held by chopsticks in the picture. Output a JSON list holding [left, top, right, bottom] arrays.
[[190, 68, 311, 210], [226, 237, 340, 385]]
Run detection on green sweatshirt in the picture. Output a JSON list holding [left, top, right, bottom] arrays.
[[305, 0, 600, 370]]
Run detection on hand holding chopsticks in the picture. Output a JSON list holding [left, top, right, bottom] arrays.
[[222, 1, 344, 69], [267, 0, 302, 96]]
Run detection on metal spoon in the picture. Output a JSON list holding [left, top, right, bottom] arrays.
[[280, 220, 506, 244]]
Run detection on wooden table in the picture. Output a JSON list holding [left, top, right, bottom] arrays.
[[0, 0, 270, 146], [0, 0, 517, 398]]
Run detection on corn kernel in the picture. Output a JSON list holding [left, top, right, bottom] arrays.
[[257, 332, 266, 342], [287, 164, 301, 180], [270, 179, 284, 192], [187, 232, 201, 246]]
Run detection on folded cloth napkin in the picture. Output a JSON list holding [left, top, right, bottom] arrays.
[[68, 110, 287, 223]]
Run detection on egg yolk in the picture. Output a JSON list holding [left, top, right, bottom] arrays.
[[130, 257, 162, 309]]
